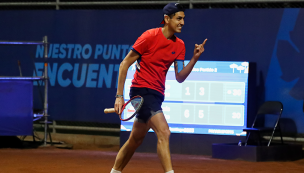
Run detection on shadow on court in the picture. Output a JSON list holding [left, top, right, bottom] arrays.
[[1, 146, 304, 173]]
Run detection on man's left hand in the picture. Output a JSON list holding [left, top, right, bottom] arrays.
[[193, 38, 207, 60]]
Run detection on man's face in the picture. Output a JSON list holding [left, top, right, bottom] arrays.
[[167, 11, 185, 33]]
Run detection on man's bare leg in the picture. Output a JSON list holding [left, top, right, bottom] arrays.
[[148, 112, 173, 172], [112, 120, 150, 171]]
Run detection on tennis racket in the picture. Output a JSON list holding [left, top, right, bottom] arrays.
[[104, 95, 144, 121]]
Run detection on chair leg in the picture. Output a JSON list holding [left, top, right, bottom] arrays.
[[47, 124, 53, 145], [48, 131, 53, 145], [278, 123, 283, 144], [268, 129, 277, 147], [245, 132, 251, 146]]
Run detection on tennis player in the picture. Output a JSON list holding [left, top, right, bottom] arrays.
[[111, 2, 207, 173]]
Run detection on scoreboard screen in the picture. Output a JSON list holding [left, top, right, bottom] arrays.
[[121, 61, 249, 136]]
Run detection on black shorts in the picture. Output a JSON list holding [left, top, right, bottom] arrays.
[[129, 87, 164, 123]]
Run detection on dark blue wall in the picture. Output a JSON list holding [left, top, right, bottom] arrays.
[[0, 9, 303, 135]]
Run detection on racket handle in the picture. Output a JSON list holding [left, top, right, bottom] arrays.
[[104, 108, 115, 114]]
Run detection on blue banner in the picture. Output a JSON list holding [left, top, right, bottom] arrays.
[[0, 9, 303, 134]]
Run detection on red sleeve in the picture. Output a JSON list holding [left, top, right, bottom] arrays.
[[176, 44, 186, 61], [132, 31, 151, 56]]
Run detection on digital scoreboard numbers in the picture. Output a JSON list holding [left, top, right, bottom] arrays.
[[165, 80, 245, 103], [122, 61, 249, 136], [162, 103, 244, 126]]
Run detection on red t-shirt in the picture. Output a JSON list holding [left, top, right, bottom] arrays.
[[131, 27, 186, 95]]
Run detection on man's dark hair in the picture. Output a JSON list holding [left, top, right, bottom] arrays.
[[168, 13, 175, 19]]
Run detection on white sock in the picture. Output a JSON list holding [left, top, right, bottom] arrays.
[[110, 168, 121, 173], [166, 171, 174, 173]]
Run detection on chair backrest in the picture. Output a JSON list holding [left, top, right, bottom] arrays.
[[252, 101, 283, 128], [257, 101, 283, 115]]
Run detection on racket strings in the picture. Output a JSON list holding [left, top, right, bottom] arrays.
[[122, 97, 143, 121], [131, 98, 142, 110]]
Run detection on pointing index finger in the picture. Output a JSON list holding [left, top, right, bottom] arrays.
[[202, 38, 207, 46]]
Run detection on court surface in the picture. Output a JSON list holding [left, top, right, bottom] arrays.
[[1, 146, 304, 173]]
